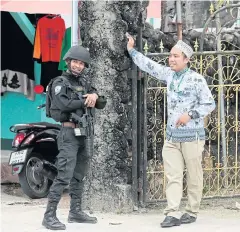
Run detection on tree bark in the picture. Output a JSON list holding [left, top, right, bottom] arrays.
[[79, 1, 148, 212]]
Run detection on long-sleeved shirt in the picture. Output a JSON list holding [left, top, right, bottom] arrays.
[[129, 48, 216, 142], [33, 16, 65, 62]]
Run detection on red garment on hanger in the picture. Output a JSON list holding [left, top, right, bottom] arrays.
[[33, 15, 66, 62]]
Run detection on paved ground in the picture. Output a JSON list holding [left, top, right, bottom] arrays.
[[1, 150, 19, 184], [1, 185, 240, 232]]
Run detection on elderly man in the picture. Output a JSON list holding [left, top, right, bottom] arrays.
[[127, 35, 215, 228]]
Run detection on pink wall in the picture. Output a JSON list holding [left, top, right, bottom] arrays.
[[147, 0, 161, 18], [1, 0, 161, 17], [0, 0, 72, 14]]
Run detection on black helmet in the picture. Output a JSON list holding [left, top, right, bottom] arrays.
[[63, 45, 90, 67]]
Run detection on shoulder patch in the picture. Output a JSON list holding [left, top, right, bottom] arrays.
[[54, 86, 62, 95], [75, 86, 83, 92]]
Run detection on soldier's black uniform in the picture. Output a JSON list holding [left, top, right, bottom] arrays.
[[42, 46, 106, 231]]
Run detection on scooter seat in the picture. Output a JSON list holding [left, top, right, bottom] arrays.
[[10, 122, 61, 133], [28, 122, 61, 130]]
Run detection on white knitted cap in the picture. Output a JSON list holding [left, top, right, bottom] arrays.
[[173, 40, 193, 58]]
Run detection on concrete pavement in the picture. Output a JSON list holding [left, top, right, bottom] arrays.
[[1, 189, 240, 232], [1, 150, 240, 232], [2, 207, 240, 232]]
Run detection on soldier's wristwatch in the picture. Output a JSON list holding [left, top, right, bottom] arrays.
[[188, 110, 193, 119]]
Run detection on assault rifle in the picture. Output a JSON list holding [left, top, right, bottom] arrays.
[[70, 108, 94, 158]]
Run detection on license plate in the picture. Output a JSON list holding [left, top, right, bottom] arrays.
[[9, 149, 28, 165]]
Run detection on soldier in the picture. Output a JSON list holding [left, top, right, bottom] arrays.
[[127, 35, 215, 228], [42, 45, 106, 230]]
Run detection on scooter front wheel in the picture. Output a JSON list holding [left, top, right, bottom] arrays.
[[18, 152, 52, 199]]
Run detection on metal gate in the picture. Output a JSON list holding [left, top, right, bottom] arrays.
[[144, 49, 240, 202], [131, 2, 240, 206]]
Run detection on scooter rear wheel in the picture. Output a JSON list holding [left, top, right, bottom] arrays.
[[18, 152, 52, 199]]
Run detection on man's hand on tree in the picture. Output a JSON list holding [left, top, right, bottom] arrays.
[[126, 33, 135, 51], [83, 93, 98, 108]]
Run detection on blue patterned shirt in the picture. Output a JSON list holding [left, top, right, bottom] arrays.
[[129, 49, 216, 142]]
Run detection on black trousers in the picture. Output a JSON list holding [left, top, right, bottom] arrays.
[[48, 127, 90, 203]]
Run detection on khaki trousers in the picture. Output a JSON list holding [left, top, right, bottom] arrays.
[[162, 139, 205, 219]]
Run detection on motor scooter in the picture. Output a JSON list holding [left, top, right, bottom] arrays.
[[8, 104, 60, 199]]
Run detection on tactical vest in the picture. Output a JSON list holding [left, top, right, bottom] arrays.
[[45, 76, 70, 122], [45, 75, 93, 122]]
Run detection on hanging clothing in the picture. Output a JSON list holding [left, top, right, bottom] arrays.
[[58, 27, 71, 71], [33, 15, 66, 62]]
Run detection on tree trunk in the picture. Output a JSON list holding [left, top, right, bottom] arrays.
[[79, 1, 148, 212], [184, 0, 210, 30], [161, 0, 177, 33]]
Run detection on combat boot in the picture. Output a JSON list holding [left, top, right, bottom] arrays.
[[68, 199, 97, 224], [42, 202, 66, 230]]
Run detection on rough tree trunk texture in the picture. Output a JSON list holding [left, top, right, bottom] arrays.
[[161, 0, 175, 32], [79, 1, 148, 213], [185, 1, 209, 29]]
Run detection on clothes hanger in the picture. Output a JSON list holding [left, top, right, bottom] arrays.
[[45, 14, 60, 19]]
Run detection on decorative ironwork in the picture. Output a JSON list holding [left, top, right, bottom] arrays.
[[159, 40, 164, 53], [145, 51, 240, 201], [194, 39, 199, 52], [209, 2, 215, 15], [200, 2, 240, 52], [144, 41, 149, 55]]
